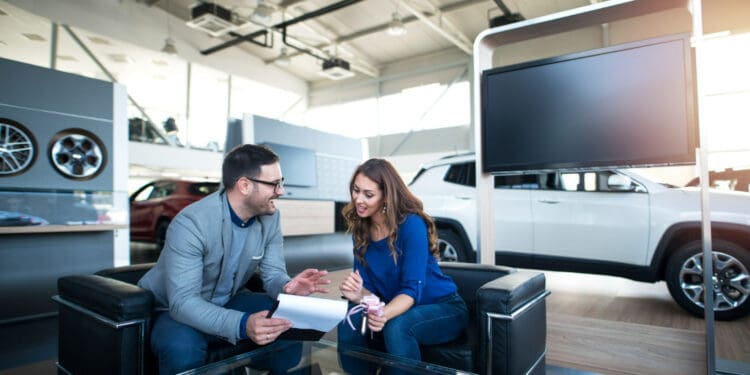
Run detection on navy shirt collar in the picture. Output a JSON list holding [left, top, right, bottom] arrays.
[[226, 195, 255, 228]]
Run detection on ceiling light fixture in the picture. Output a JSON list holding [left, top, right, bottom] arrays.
[[319, 57, 355, 80], [162, 0, 178, 55], [187, 2, 237, 37], [251, 0, 275, 24], [276, 47, 291, 66], [387, 12, 407, 36], [161, 38, 178, 55]]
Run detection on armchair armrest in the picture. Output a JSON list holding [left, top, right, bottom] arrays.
[[478, 270, 546, 315], [477, 270, 549, 375], [95, 262, 155, 285], [56, 274, 156, 375], [57, 274, 153, 323]]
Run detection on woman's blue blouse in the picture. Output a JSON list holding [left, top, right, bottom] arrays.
[[353, 214, 458, 304]]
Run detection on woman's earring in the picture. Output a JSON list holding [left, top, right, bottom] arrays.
[[382, 205, 387, 214]]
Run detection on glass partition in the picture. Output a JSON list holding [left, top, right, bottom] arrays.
[[0, 189, 127, 227]]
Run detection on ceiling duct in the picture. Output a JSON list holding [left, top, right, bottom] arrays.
[[201, 0, 361, 54], [319, 58, 355, 80], [187, 2, 237, 37]]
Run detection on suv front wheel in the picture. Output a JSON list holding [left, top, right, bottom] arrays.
[[665, 239, 750, 320], [437, 229, 469, 262]]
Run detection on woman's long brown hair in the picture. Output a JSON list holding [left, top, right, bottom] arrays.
[[342, 158, 439, 266]]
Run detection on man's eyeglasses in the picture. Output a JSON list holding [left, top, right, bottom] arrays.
[[246, 177, 285, 192]]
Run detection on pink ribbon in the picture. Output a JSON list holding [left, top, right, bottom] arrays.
[[345, 295, 381, 330], [345, 303, 368, 330]]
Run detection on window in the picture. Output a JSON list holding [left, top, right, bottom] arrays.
[[230, 76, 301, 120], [495, 174, 541, 189], [150, 182, 176, 199], [303, 98, 378, 138], [557, 170, 643, 192], [189, 182, 220, 196], [188, 64, 229, 150], [444, 162, 475, 187], [132, 184, 155, 202]]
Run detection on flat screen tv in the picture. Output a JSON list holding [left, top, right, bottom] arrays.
[[481, 33, 698, 173]]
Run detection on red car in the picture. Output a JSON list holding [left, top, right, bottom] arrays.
[[130, 179, 220, 250]]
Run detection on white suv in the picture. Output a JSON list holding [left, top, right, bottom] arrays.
[[410, 153, 750, 320]]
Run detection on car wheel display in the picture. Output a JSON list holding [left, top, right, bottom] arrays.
[[49, 128, 107, 180], [0, 118, 37, 177], [666, 239, 750, 320], [437, 229, 467, 262]]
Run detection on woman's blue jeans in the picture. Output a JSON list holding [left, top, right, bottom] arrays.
[[150, 292, 300, 375], [337, 293, 468, 369]]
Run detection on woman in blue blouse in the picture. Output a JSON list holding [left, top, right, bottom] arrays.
[[337, 158, 468, 362]]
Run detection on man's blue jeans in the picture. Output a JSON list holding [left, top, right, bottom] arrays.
[[337, 293, 468, 370], [150, 292, 298, 375]]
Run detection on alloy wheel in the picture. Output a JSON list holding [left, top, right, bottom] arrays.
[[679, 251, 750, 311], [438, 238, 459, 262], [0, 120, 36, 176]]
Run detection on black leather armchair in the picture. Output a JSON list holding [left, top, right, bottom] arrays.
[[420, 262, 550, 375], [54, 263, 265, 375]]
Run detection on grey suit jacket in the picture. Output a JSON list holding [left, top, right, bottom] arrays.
[[138, 190, 291, 344]]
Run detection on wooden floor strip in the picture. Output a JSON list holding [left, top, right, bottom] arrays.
[[546, 312, 706, 375]]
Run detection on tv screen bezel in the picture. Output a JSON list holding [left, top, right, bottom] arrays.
[[480, 33, 699, 174]]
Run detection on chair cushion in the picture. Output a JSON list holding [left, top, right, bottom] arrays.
[[420, 320, 478, 372]]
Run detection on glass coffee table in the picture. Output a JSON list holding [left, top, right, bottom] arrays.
[[179, 339, 476, 375]]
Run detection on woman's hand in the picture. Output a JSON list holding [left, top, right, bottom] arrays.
[[367, 309, 387, 332], [339, 269, 363, 303]]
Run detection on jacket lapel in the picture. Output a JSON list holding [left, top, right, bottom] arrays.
[[235, 221, 262, 292], [219, 192, 233, 283]]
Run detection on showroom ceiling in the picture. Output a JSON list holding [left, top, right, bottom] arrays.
[[146, 0, 590, 83], [0, 0, 593, 85]]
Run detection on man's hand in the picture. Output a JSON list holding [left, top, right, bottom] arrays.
[[283, 268, 331, 295], [339, 269, 363, 303], [245, 310, 292, 345]]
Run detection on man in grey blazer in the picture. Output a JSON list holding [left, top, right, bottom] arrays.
[[138, 144, 330, 374]]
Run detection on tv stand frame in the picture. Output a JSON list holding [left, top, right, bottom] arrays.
[[471, 1, 734, 374]]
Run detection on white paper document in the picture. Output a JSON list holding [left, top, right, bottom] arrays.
[[271, 294, 348, 332]]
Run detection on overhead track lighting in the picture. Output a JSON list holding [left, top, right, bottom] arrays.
[[161, 37, 178, 55], [387, 12, 407, 36]]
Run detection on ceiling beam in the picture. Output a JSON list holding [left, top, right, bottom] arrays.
[[396, 0, 473, 54], [396, 0, 474, 56], [277, 1, 380, 77], [201, 0, 362, 55], [264, 0, 484, 64]]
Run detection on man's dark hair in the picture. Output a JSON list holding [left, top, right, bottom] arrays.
[[222, 144, 279, 190]]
